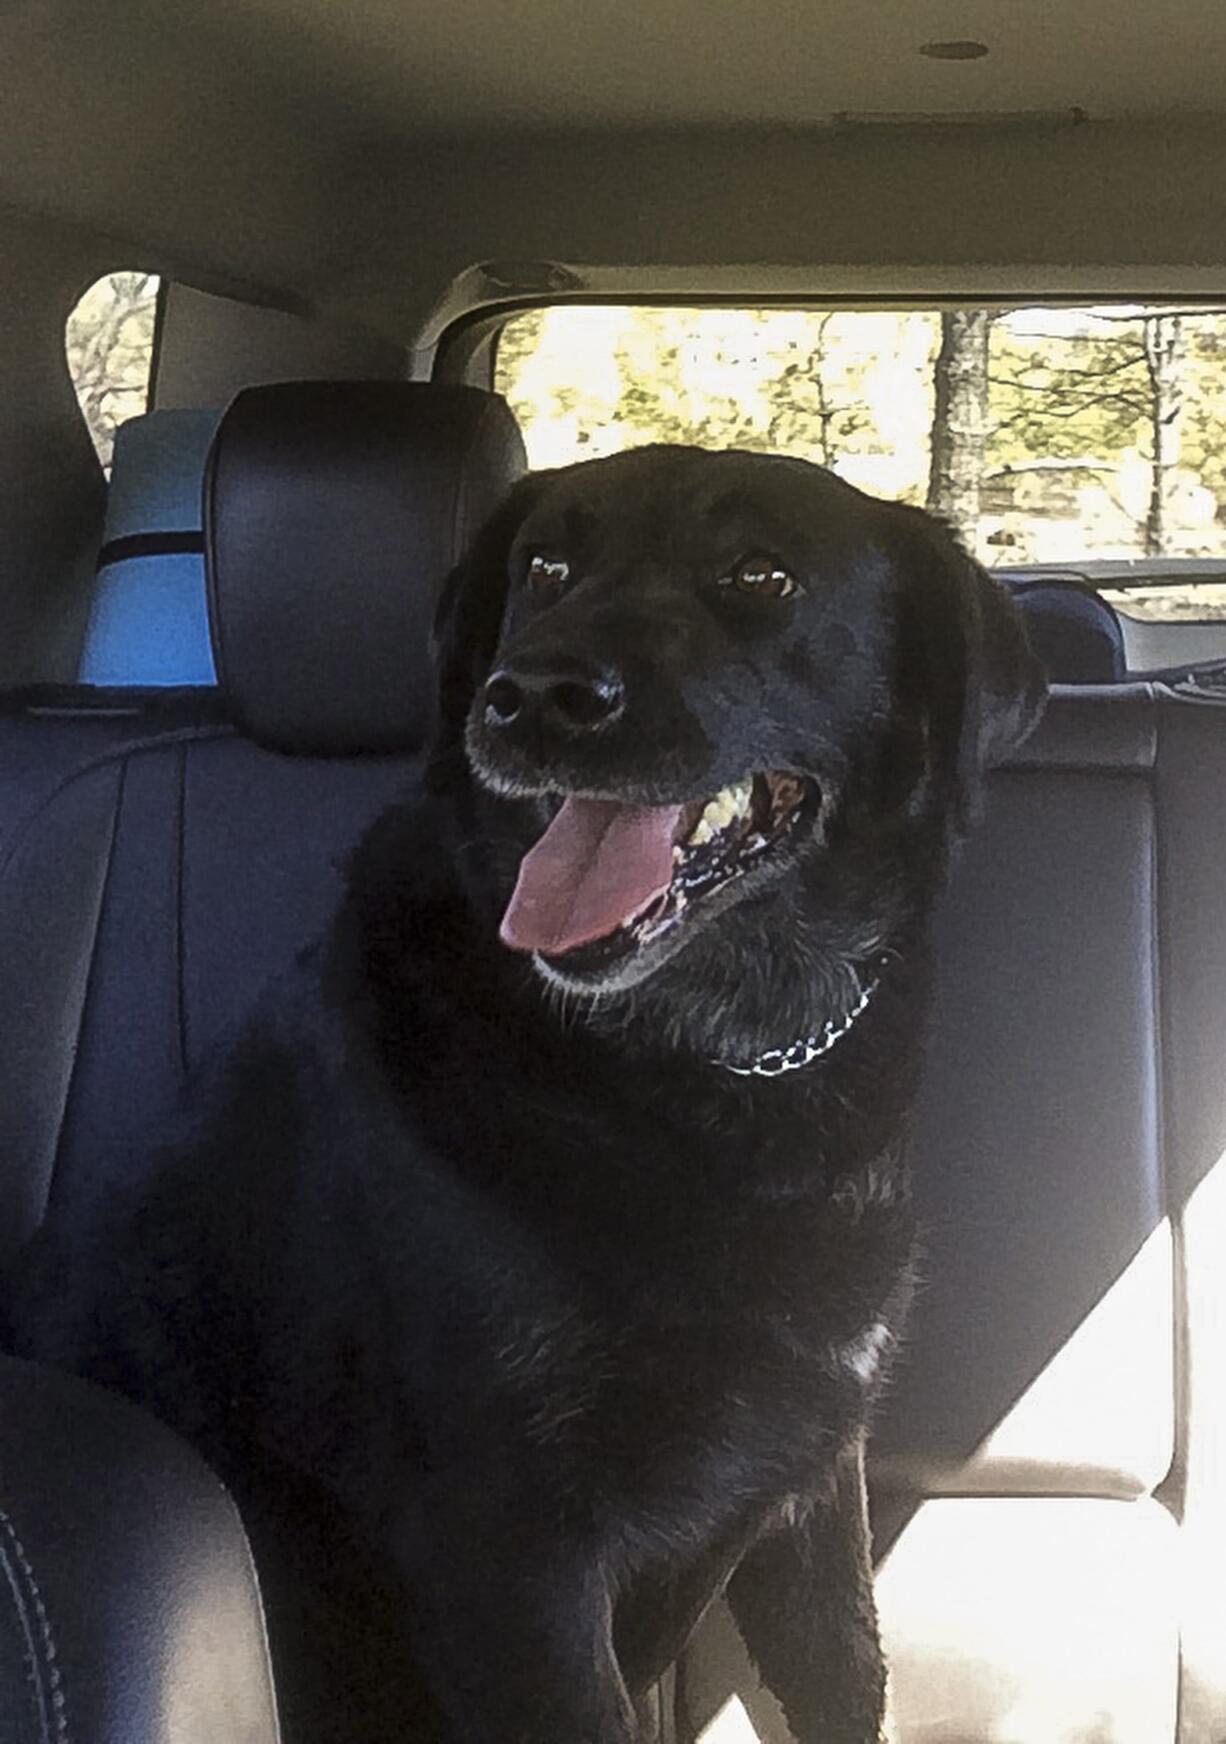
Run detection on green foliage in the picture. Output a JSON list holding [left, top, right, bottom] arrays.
[[496, 306, 936, 502], [988, 321, 1150, 467], [1179, 317, 1226, 502], [496, 302, 1226, 571]]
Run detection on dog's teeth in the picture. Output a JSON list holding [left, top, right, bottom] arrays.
[[683, 780, 756, 848]]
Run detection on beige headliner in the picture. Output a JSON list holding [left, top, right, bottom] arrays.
[[5, 0, 1226, 321], [98, 0, 1226, 131]]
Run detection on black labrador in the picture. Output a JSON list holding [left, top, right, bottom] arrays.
[[12, 446, 1045, 1744]]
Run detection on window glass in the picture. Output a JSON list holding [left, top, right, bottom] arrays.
[[65, 271, 160, 474], [496, 305, 1226, 622]]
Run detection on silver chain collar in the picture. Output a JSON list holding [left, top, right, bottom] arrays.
[[718, 960, 886, 1079]]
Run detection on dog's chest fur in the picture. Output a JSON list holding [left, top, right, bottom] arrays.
[[292, 823, 922, 1538]]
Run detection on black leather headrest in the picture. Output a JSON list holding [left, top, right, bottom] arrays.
[[204, 382, 526, 754], [1001, 573, 1127, 684]]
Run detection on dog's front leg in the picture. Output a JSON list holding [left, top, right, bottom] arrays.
[[392, 1503, 640, 1744], [725, 1437, 886, 1744]]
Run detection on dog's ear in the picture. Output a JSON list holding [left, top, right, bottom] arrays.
[[428, 474, 545, 779], [888, 504, 1047, 828]]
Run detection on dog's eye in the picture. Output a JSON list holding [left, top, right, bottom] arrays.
[[720, 555, 800, 600], [526, 553, 571, 598]]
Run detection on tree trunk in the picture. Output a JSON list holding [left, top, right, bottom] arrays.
[[927, 310, 992, 554], [1142, 313, 1184, 557], [810, 313, 838, 467]]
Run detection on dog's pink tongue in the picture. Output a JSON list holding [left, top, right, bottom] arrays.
[[500, 797, 683, 956]]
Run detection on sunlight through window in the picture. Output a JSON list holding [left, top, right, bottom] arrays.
[[697, 1694, 763, 1743], [965, 1220, 1173, 1488], [876, 1498, 1179, 1743], [1176, 1150, 1226, 1740], [497, 303, 1226, 620]]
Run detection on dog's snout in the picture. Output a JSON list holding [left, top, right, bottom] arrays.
[[483, 660, 626, 736], [484, 673, 526, 724]]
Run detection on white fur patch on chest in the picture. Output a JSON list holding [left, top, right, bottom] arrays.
[[841, 1318, 893, 1385]]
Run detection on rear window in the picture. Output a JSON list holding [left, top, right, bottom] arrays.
[[495, 304, 1226, 623], [66, 270, 160, 474]]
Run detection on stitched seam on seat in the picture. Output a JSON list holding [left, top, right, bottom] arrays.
[[41, 758, 126, 1216], [0, 725, 236, 886], [0, 1509, 70, 1743], [174, 741, 189, 1077]]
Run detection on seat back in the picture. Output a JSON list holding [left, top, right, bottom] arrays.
[[0, 381, 526, 1280], [680, 681, 1226, 1744]]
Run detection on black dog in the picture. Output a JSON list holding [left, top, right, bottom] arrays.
[[12, 446, 1045, 1744]]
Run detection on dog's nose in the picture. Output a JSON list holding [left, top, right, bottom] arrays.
[[483, 661, 626, 736]]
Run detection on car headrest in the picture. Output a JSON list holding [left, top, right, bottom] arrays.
[[80, 409, 221, 686], [204, 381, 527, 755], [1000, 574, 1127, 685]]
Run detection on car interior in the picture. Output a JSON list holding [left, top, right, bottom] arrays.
[[3, 4, 1226, 1742]]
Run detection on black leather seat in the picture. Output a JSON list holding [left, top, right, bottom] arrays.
[[0, 380, 526, 1743], [0, 1350, 280, 1744], [0, 380, 524, 1264]]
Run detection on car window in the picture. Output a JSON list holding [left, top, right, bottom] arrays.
[[496, 304, 1226, 623], [65, 270, 161, 475]]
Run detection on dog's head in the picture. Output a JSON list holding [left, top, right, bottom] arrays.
[[432, 445, 1045, 1003]]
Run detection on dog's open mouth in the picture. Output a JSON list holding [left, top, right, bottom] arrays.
[[499, 771, 816, 969]]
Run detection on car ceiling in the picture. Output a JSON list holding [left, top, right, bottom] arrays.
[[5, 0, 1226, 325], [201, 0, 1226, 129]]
